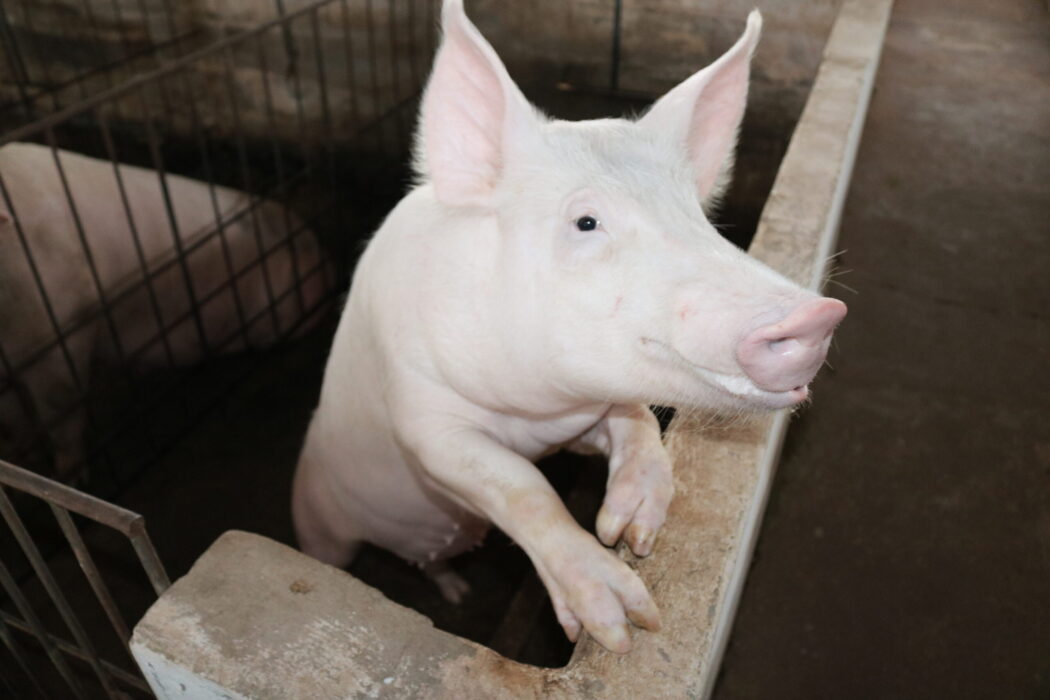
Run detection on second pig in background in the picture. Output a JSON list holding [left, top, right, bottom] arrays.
[[0, 142, 333, 481]]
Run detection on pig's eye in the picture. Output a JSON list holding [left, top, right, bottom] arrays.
[[575, 215, 600, 232]]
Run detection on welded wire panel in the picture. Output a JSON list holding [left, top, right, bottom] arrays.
[[0, 1, 437, 695], [0, 0, 436, 492], [0, 458, 163, 696], [0, 0, 199, 129]]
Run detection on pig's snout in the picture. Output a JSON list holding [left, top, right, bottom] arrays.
[[736, 298, 847, 392]]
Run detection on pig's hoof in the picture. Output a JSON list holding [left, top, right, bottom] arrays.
[[426, 562, 471, 604]]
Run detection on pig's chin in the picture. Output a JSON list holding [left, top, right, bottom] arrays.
[[639, 337, 808, 411]]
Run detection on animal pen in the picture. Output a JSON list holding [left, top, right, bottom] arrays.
[[0, 0, 892, 697]]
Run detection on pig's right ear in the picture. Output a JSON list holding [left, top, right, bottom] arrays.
[[638, 11, 762, 210], [414, 0, 539, 208]]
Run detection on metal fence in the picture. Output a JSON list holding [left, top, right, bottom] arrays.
[[0, 0, 437, 695], [0, 457, 168, 698], [0, 0, 435, 494], [0, 0, 198, 128]]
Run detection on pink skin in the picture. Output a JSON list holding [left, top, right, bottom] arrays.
[[0, 142, 332, 479], [293, 0, 845, 656], [736, 298, 847, 392]]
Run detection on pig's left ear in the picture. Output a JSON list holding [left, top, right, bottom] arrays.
[[414, 0, 540, 208], [638, 11, 761, 209]]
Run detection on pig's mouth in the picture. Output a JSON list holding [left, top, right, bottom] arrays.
[[639, 337, 808, 409]]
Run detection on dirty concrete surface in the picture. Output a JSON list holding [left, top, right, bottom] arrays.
[[714, 1, 1050, 698]]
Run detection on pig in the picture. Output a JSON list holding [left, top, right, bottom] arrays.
[[0, 142, 332, 479], [292, 0, 846, 654]]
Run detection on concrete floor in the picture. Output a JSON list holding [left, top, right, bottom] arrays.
[[715, 1, 1050, 698]]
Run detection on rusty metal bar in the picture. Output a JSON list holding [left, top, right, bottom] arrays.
[[44, 129, 133, 369], [50, 505, 134, 647], [254, 32, 293, 338], [97, 109, 179, 371], [0, 0, 32, 114], [340, 0, 363, 130], [179, 66, 253, 350], [0, 610, 152, 693], [220, 42, 289, 333], [142, 104, 214, 361], [257, 22, 309, 317], [0, 171, 89, 397], [0, 485, 123, 698], [0, 612, 48, 698], [0, 459, 168, 689], [0, 533, 88, 699], [0, 460, 139, 533], [0, 0, 339, 146], [127, 517, 172, 597]]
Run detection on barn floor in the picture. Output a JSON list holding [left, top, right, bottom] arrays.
[[714, 1, 1050, 698]]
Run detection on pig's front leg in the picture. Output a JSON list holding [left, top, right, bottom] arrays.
[[403, 424, 660, 653], [572, 404, 674, 557]]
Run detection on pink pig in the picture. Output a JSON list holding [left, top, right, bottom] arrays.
[[0, 142, 331, 479], [293, 0, 845, 653]]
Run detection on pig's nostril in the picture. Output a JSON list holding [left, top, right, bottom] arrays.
[[767, 337, 800, 357]]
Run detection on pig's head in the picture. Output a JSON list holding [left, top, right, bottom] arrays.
[[415, 0, 846, 412]]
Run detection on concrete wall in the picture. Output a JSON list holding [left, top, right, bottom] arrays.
[[0, 0, 437, 145], [469, 0, 841, 119], [2, 0, 839, 142]]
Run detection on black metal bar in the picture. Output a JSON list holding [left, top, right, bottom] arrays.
[[0, 459, 139, 534], [261, 19, 309, 317], [0, 460, 170, 594], [4, 166, 315, 381], [159, 0, 179, 43], [123, 222, 323, 364], [340, 0, 363, 131], [136, 0, 154, 46], [0, 613, 49, 698], [274, 0, 300, 81], [388, 0, 402, 103], [50, 505, 134, 648], [404, 0, 420, 93], [0, 0, 339, 147], [97, 110, 179, 371], [364, 0, 390, 155], [142, 104, 214, 359], [13, 0, 60, 113], [108, 0, 133, 56], [0, 501, 89, 699], [0, 21, 202, 118], [0, 341, 45, 461], [387, 0, 410, 148], [127, 517, 172, 596], [0, 171, 88, 396], [179, 66, 253, 350], [224, 41, 284, 337], [309, 4, 339, 280], [0, 0, 32, 115], [0, 610, 152, 693], [44, 130, 133, 369], [78, 0, 115, 91], [610, 0, 623, 91]]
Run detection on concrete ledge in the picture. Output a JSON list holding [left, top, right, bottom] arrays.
[[131, 531, 538, 699]]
